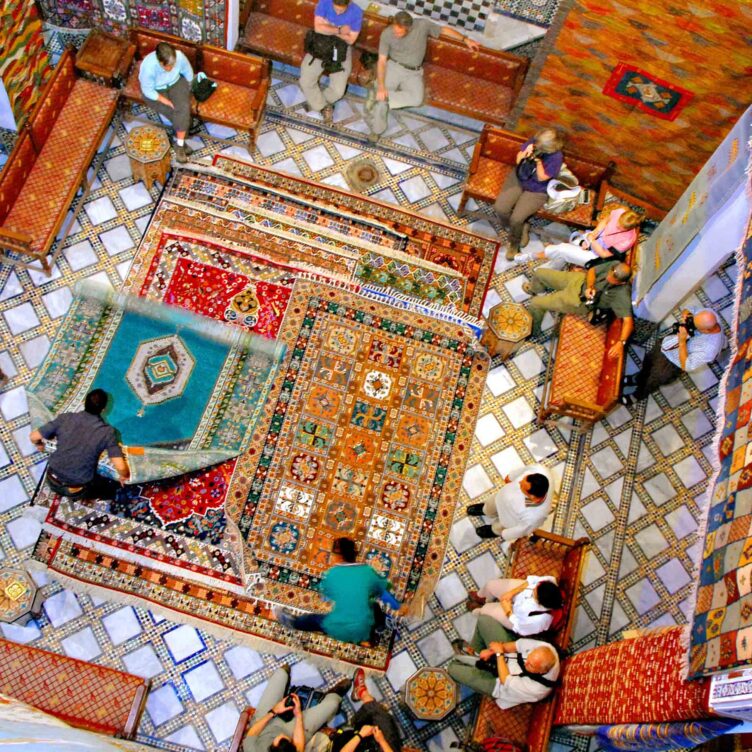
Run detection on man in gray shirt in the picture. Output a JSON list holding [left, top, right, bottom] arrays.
[[366, 11, 479, 140]]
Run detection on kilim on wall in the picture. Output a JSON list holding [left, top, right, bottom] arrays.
[[0, 0, 51, 125], [511, 0, 752, 210]]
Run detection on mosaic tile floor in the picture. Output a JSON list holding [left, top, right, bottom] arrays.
[[0, 68, 733, 752]]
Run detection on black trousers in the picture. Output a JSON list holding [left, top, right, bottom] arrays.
[[633, 339, 683, 400], [143, 77, 192, 134]]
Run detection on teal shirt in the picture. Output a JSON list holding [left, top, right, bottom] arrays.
[[138, 49, 194, 101], [320, 563, 387, 643]]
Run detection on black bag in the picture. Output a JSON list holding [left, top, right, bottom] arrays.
[[584, 248, 627, 269], [192, 75, 217, 102], [304, 29, 348, 74], [274, 685, 327, 722], [515, 156, 538, 182]]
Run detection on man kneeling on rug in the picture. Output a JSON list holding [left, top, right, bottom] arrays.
[[447, 615, 560, 708], [30, 388, 130, 500], [275, 536, 401, 645], [243, 664, 351, 752]]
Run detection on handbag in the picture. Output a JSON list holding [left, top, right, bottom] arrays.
[[192, 75, 217, 102], [304, 30, 348, 74]]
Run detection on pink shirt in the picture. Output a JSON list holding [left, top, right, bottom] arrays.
[[598, 207, 637, 252]]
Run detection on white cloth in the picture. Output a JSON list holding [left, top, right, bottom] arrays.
[[492, 638, 560, 709], [540, 241, 598, 270], [479, 576, 557, 635], [483, 464, 553, 541], [661, 308, 726, 371]]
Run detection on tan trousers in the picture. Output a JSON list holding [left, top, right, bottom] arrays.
[[527, 267, 588, 330]]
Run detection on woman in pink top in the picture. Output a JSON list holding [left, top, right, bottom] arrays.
[[513, 205, 641, 269]]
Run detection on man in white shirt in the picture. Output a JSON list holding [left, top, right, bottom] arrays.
[[467, 464, 553, 540], [448, 615, 560, 709]]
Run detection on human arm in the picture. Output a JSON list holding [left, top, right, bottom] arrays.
[[376, 53, 388, 101], [29, 429, 46, 452], [440, 25, 480, 51], [371, 725, 396, 752], [245, 696, 295, 737], [138, 56, 172, 107], [516, 140, 534, 164], [608, 316, 634, 359], [177, 51, 194, 82], [584, 266, 597, 300], [111, 456, 131, 484], [291, 694, 305, 752], [314, 14, 359, 44]]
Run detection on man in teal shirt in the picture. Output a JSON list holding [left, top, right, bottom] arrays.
[[276, 537, 400, 644], [138, 42, 194, 163]]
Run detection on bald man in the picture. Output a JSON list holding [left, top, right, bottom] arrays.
[[448, 615, 560, 708], [621, 308, 724, 406]]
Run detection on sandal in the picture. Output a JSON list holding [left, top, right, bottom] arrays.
[[451, 639, 476, 657], [618, 393, 634, 407]]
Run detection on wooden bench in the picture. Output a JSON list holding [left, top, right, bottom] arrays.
[[121, 27, 270, 153], [239, 0, 528, 125], [459, 124, 617, 229], [466, 530, 589, 752], [0, 638, 149, 738], [0, 49, 118, 275]]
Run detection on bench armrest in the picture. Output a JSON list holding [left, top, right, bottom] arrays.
[[596, 180, 669, 221], [0, 226, 34, 252], [250, 75, 270, 121], [228, 707, 255, 752]]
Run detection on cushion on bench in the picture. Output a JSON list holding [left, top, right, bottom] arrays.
[[0, 132, 36, 225], [131, 29, 198, 67], [424, 67, 513, 121], [4, 79, 118, 254], [28, 52, 77, 151], [245, 12, 306, 65], [465, 158, 512, 203], [198, 80, 261, 129]]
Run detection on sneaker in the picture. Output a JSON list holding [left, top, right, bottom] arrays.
[[521, 281, 537, 295], [273, 605, 295, 629], [505, 246, 520, 261], [475, 525, 498, 539], [174, 144, 188, 164], [351, 668, 367, 702], [466, 503, 485, 517], [451, 638, 475, 656], [329, 678, 352, 697], [623, 374, 637, 387], [467, 590, 485, 606], [513, 253, 532, 264], [322, 104, 334, 125], [367, 132, 380, 144], [521, 224, 530, 249]]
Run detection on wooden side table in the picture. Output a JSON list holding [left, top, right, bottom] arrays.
[[75, 28, 135, 87], [403, 667, 458, 721], [0, 568, 43, 625], [125, 125, 172, 191], [481, 302, 533, 359]]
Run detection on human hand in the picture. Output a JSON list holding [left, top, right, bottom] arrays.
[[479, 648, 495, 661], [677, 324, 689, 342], [488, 641, 506, 653], [464, 36, 480, 51], [291, 693, 302, 717], [607, 341, 624, 359], [373, 726, 385, 743], [504, 474, 512, 484], [339, 24, 351, 36], [522, 144, 534, 158], [272, 696, 292, 716], [585, 287, 596, 301], [376, 85, 388, 102], [359, 725, 375, 737], [501, 599, 513, 616]]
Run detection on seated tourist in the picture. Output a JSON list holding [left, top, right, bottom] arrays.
[[327, 668, 402, 752], [138, 42, 195, 163], [30, 388, 129, 500], [275, 536, 401, 645], [448, 615, 560, 709], [466, 464, 553, 541], [524, 260, 634, 355], [243, 664, 350, 752], [514, 205, 641, 269], [621, 308, 725, 406], [494, 128, 565, 260], [468, 576, 564, 637]]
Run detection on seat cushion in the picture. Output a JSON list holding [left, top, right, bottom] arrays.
[[243, 13, 306, 66], [466, 158, 511, 203], [424, 66, 512, 123], [540, 197, 596, 228], [198, 80, 258, 130], [4, 79, 117, 253], [549, 315, 607, 408]]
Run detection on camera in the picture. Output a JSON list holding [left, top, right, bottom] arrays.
[[670, 314, 695, 337]]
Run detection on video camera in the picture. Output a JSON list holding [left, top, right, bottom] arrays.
[[669, 314, 696, 337]]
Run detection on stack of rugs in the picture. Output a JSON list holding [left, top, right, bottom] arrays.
[[28, 160, 496, 671]]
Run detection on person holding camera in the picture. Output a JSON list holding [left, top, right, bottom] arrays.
[[494, 128, 565, 261], [243, 664, 350, 752], [447, 615, 560, 709], [620, 309, 724, 406]]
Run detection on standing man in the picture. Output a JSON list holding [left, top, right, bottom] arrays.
[[29, 389, 130, 499], [299, 0, 363, 125], [366, 11, 479, 142], [138, 42, 195, 163], [467, 464, 553, 541], [621, 308, 724, 406]]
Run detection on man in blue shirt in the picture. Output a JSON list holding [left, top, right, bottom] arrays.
[[299, 0, 363, 124], [138, 42, 194, 163]]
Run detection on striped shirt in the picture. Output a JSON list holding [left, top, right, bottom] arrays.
[[661, 308, 725, 371]]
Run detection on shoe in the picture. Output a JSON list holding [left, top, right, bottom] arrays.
[[513, 253, 532, 264], [273, 605, 295, 629], [521, 224, 530, 249], [365, 86, 377, 113], [451, 638, 475, 656], [475, 525, 498, 539], [183, 142, 194, 156], [619, 393, 635, 407], [467, 590, 485, 606], [322, 105, 334, 125], [505, 246, 520, 261], [623, 374, 637, 387], [466, 503, 485, 517], [351, 668, 367, 702], [367, 132, 380, 144], [522, 281, 537, 295], [174, 144, 188, 164], [329, 678, 352, 697]]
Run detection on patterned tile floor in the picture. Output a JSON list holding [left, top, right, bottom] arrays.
[[0, 68, 733, 751]]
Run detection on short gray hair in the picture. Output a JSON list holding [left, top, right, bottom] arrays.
[[394, 11, 413, 28], [612, 262, 632, 282]]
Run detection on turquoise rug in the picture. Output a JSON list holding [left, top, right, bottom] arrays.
[[27, 281, 283, 483]]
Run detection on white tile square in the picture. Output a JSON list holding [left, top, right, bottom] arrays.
[[64, 240, 98, 271], [163, 624, 205, 663], [399, 175, 431, 203], [205, 701, 240, 743], [0, 271, 22, 301], [502, 396, 534, 429], [99, 226, 135, 256], [43, 589, 83, 627], [165, 725, 204, 750], [651, 424, 684, 456], [641, 472, 675, 505], [42, 287, 73, 319], [103, 606, 143, 645], [184, 660, 225, 702], [462, 463, 493, 499], [104, 153, 133, 182], [512, 348, 544, 380], [61, 626, 102, 661], [665, 506, 697, 540], [635, 523, 668, 558], [0, 351, 17, 380], [590, 445, 623, 477], [656, 558, 691, 595], [291, 660, 324, 687], [19, 335, 50, 370], [301, 145, 335, 171], [6, 515, 41, 549], [416, 630, 454, 665], [523, 428, 557, 460], [625, 579, 660, 615], [0, 386, 28, 420], [0, 476, 28, 512], [474, 413, 504, 447], [385, 649, 417, 692], [1, 620, 42, 644], [490, 446, 524, 479], [146, 683, 184, 727], [450, 516, 481, 553], [119, 183, 153, 211], [0, 440, 9, 468], [12, 425, 38, 457], [122, 645, 164, 679], [256, 131, 286, 157], [4, 303, 40, 335], [224, 645, 264, 680], [434, 572, 467, 610], [581, 498, 614, 531], [466, 551, 501, 588], [84, 196, 118, 225]]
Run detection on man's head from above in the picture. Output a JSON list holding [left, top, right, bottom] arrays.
[[271, 737, 296, 752], [155, 42, 177, 71], [84, 389, 109, 416], [332, 0, 350, 12], [535, 580, 563, 610], [525, 645, 558, 675], [520, 472, 549, 504], [694, 309, 720, 334], [606, 262, 632, 286], [392, 11, 414, 37], [333, 536, 357, 563]]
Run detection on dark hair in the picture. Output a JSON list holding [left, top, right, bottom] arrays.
[[156, 42, 176, 66], [270, 739, 296, 752], [332, 0, 350, 5], [393, 11, 413, 28], [333, 536, 357, 563], [526, 473, 549, 499], [84, 389, 108, 415], [536, 580, 563, 610]]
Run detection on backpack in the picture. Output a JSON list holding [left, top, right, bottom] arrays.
[[304, 30, 349, 74]]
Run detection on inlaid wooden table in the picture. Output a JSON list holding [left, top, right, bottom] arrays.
[[403, 667, 458, 721], [0, 568, 43, 625], [481, 301, 533, 360], [75, 28, 135, 87], [124, 125, 172, 191]]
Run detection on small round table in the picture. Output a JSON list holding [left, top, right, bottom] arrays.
[[404, 667, 458, 721], [0, 568, 43, 625], [481, 301, 533, 360], [124, 125, 171, 191]]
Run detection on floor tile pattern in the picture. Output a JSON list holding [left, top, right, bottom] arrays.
[[381, 0, 494, 31], [0, 58, 733, 752]]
